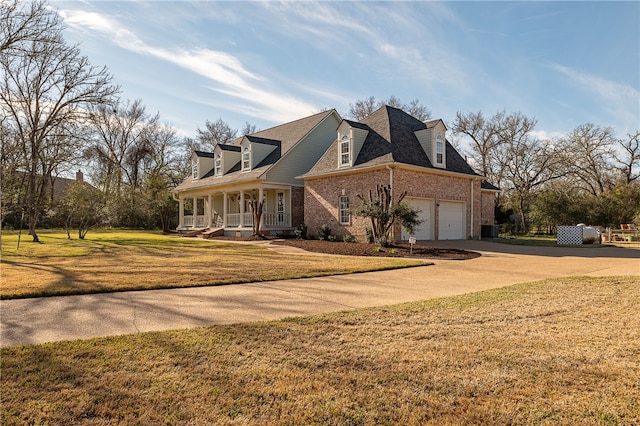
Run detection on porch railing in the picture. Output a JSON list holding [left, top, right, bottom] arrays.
[[226, 213, 241, 227], [264, 212, 290, 226], [183, 215, 207, 228], [225, 212, 290, 228]]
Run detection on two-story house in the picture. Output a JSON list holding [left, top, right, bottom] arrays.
[[173, 109, 342, 236], [300, 105, 498, 241], [174, 105, 498, 240]]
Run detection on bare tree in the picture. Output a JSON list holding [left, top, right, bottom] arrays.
[[349, 96, 431, 121], [451, 110, 501, 182], [0, 117, 25, 227], [1, 0, 59, 53], [406, 99, 431, 122], [559, 123, 617, 195], [615, 130, 640, 183], [142, 122, 184, 232], [241, 121, 257, 136], [196, 118, 237, 149], [349, 96, 378, 120], [87, 99, 157, 195], [500, 136, 563, 233], [452, 110, 537, 192], [0, 0, 118, 241]]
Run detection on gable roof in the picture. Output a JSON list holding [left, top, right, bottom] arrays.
[[303, 105, 480, 178], [173, 109, 339, 192]]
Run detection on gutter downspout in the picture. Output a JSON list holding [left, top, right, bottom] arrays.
[[470, 179, 474, 240]]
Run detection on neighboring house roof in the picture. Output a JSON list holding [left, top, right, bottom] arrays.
[[302, 105, 480, 178], [173, 109, 339, 192], [13, 170, 90, 204]]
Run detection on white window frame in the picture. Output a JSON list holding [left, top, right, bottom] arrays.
[[192, 157, 198, 179], [339, 195, 350, 224], [214, 152, 222, 177], [436, 135, 444, 165], [339, 134, 351, 167], [242, 145, 251, 171]]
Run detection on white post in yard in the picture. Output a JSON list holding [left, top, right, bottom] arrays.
[[207, 194, 212, 228], [178, 197, 184, 229]]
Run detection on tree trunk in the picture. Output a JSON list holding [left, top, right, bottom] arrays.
[[250, 199, 264, 236], [28, 214, 39, 242]]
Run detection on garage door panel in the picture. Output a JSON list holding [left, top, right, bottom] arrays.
[[438, 201, 465, 240], [402, 198, 433, 240]]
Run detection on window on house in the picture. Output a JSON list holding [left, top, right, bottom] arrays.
[[339, 195, 350, 224], [436, 135, 444, 164], [340, 134, 350, 166], [214, 153, 222, 176], [242, 146, 250, 171], [192, 157, 198, 179]]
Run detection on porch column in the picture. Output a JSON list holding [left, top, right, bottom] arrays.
[[258, 187, 265, 229], [207, 194, 212, 228], [178, 197, 184, 229], [192, 197, 197, 227], [239, 190, 245, 227], [222, 192, 228, 227]]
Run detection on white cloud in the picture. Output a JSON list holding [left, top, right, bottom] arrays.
[[550, 63, 640, 132], [257, 2, 469, 92], [529, 130, 566, 141], [57, 7, 319, 124]]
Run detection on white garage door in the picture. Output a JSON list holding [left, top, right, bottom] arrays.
[[402, 198, 433, 240], [438, 201, 466, 240]]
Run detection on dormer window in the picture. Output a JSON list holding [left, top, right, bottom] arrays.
[[192, 157, 198, 179], [436, 135, 444, 165], [339, 134, 351, 167], [214, 152, 222, 176], [242, 146, 251, 171]]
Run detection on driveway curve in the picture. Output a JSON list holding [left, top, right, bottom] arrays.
[[1, 240, 638, 348]]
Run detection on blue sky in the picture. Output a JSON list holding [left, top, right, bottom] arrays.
[[51, 1, 639, 142]]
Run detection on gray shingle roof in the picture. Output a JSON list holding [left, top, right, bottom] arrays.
[[304, 105, 480, 177], [173, 109, 337, 192], [194, 150, 214, 158]]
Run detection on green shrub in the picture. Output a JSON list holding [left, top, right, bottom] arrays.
[[318, 224, 332, 241], [294, 223, 308, 240], [343, 235, 357, 243]]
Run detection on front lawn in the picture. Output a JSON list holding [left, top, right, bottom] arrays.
[[2, 276, 638, 424], [0, 230, 424, 299]]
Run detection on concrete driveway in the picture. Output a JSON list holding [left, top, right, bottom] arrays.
[[1, 240, 638, 348]]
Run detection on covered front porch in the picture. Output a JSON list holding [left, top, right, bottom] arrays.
[[177, 187, 296, 236]]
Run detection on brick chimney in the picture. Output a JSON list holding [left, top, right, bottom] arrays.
[[76, 170, 84, 183]]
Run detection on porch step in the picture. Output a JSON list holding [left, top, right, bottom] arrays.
[[184, 228, 206, 238], [200, 227, 224, 238]]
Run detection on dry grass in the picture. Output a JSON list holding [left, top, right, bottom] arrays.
[[2, 276, 639, 425], [0, 230, 423, 299]]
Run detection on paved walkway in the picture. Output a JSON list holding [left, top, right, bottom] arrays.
[[1, 240, 638, 348]]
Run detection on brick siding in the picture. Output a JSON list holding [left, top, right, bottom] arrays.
[[305, 167, 488, 241], [481, 191, 496, 225], [291, 186, 305, 228]]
